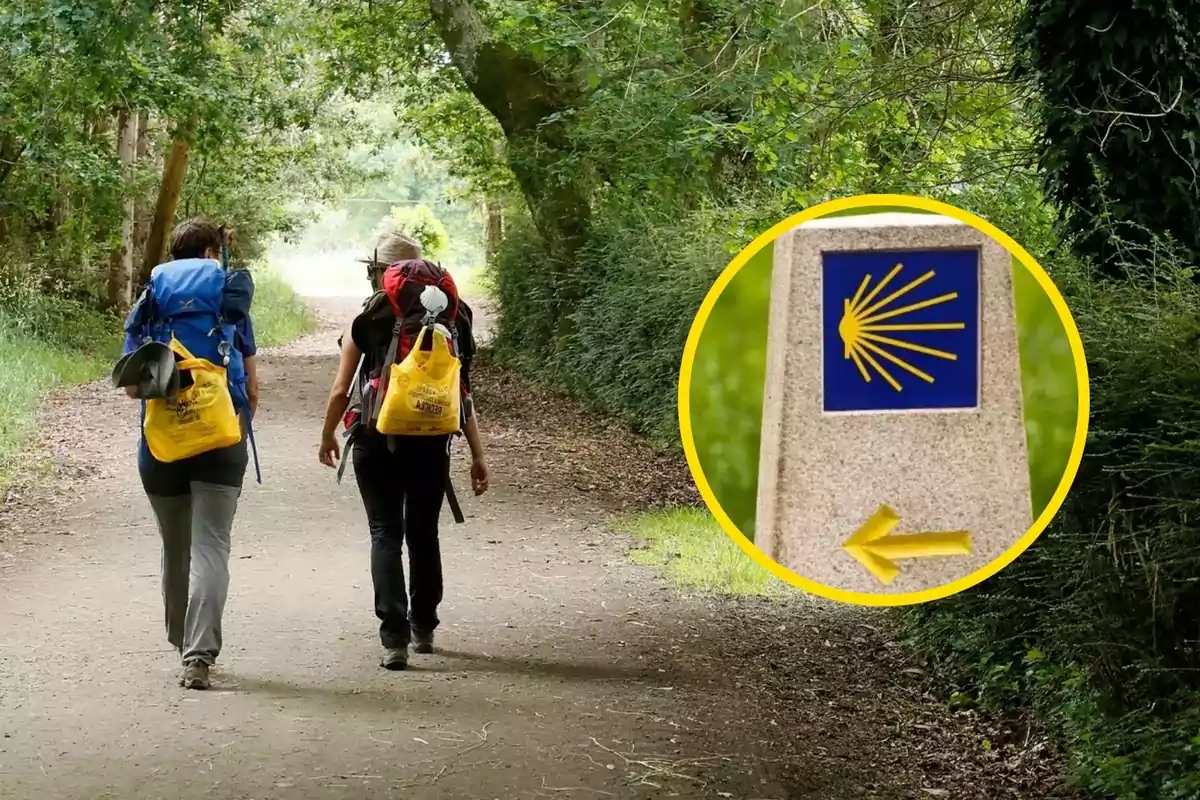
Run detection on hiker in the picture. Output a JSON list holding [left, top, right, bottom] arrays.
[[113, 217, 259, 691], [317, 231, 489, 671]]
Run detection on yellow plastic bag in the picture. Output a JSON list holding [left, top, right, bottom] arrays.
[[144, 338, 242, 463], [377, 327, 462, 436]]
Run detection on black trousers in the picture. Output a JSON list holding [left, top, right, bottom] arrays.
[[352, 433, 450, 649]]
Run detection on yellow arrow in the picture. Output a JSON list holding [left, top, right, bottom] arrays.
[[843, 504, 972, 585]]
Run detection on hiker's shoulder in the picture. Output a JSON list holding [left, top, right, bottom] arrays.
[[219, 270, 254, 323], [358, 289, 389, 314], [226, 265, 255, 284], [348, 291, 393, 350]]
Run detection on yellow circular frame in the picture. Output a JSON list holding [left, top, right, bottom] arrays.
[[677, 193, 1091, 606]]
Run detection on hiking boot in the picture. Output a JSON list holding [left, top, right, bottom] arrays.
[[411, 630, 434, 654], [181, 660, 210, 690], [380, 648, 408, 671]]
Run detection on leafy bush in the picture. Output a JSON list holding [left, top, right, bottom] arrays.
[[389, 204, 450, 261], [490, 203, 733, 443], [250, 267, 316, 347], [0, 287, 120, 482]]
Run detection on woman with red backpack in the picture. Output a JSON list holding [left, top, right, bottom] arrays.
[[317, 231, 489, 671]]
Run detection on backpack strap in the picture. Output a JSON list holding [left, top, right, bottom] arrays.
[[218, 268, 260, 484], [445, 469, 465, 523], [220, 325, 261, 485], [444, 435, 465, 524], [374, 317, 405, 453], [435, 265, 460, 323], [337, 420, 360, 484], [368, 317, 404, 430]]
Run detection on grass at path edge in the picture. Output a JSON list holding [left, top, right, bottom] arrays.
[[0, 268, 313, 491], [617, 507, 784, 597]]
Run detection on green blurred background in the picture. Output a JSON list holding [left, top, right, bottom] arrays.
[[688, 209, 1080, 541]]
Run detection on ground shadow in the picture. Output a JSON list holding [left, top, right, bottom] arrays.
[[432, 648, 660, 684], [213, 648, 659, 704]]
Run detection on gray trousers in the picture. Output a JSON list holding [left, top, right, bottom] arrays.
[[147, 482, 241, 665]]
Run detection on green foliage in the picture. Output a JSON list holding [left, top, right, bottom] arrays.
[[0, 0, 376, 299], [389, 203, 449, 261], [490, 203, 732, 441], [687, 244, 772, 539], [618, 507, 783, 597], [268, 106, 485, 289], [396, 81, 516, 200], [0, 287, 120, 485], [1011, 259, 1077, 517], [1016, 0, 1200, 274], [249, 267, 315, 347]]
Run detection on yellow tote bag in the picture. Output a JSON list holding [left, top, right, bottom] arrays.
[[377, 327, 462, 436], [144, 338, 243, 463]]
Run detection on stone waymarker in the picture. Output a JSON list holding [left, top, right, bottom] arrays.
[[755, 212, 1032, 596]]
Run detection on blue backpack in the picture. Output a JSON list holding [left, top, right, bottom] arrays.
[[123, 257, 261, 483]]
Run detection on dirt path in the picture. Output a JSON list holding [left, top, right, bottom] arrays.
[[0, 298, 1074, 800]]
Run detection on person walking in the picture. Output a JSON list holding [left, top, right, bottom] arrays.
[[318, 231, 489, 670], [114, 217, 259, 690]]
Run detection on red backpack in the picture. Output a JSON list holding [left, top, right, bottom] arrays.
[[342, 259, 476, 521], [365, 259, 461, 427]]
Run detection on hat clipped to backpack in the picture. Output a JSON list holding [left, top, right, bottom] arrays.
[[111, 341, 181, 400]]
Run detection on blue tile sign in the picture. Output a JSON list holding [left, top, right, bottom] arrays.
[[821, 249, 980, 413]]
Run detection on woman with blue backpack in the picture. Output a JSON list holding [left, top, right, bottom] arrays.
[[112, 217, 259, 690]]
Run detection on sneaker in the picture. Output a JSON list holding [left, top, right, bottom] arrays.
[[181, 660, 211, 690], [411, 630, 434, 654], [380, 648, 408, 671]]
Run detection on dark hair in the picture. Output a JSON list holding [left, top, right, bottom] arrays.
[[169, 216, 224, 260]]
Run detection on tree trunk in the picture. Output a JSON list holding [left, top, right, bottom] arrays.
[[88, 114, 113, 141], [132, 110, 151, 269], [483, 198, 503, 264], [429, 0, 592, 351], [139, 117, 196, 286], [429, 0, 590, 274], [863, 0, 918, 190], [679, 0, 753, 200], [106, 110, 139, 310], [0, 133, 20, 187]]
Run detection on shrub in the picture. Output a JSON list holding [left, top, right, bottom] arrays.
[[389, 204, 449, 261], [490, 203, 734, 443]]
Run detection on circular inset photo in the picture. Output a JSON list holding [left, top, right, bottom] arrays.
[[679, 194, 1089, 606]]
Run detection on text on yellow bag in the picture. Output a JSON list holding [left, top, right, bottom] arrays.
[[377, 327, 461, 436], [144, 337, 243, 463]]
